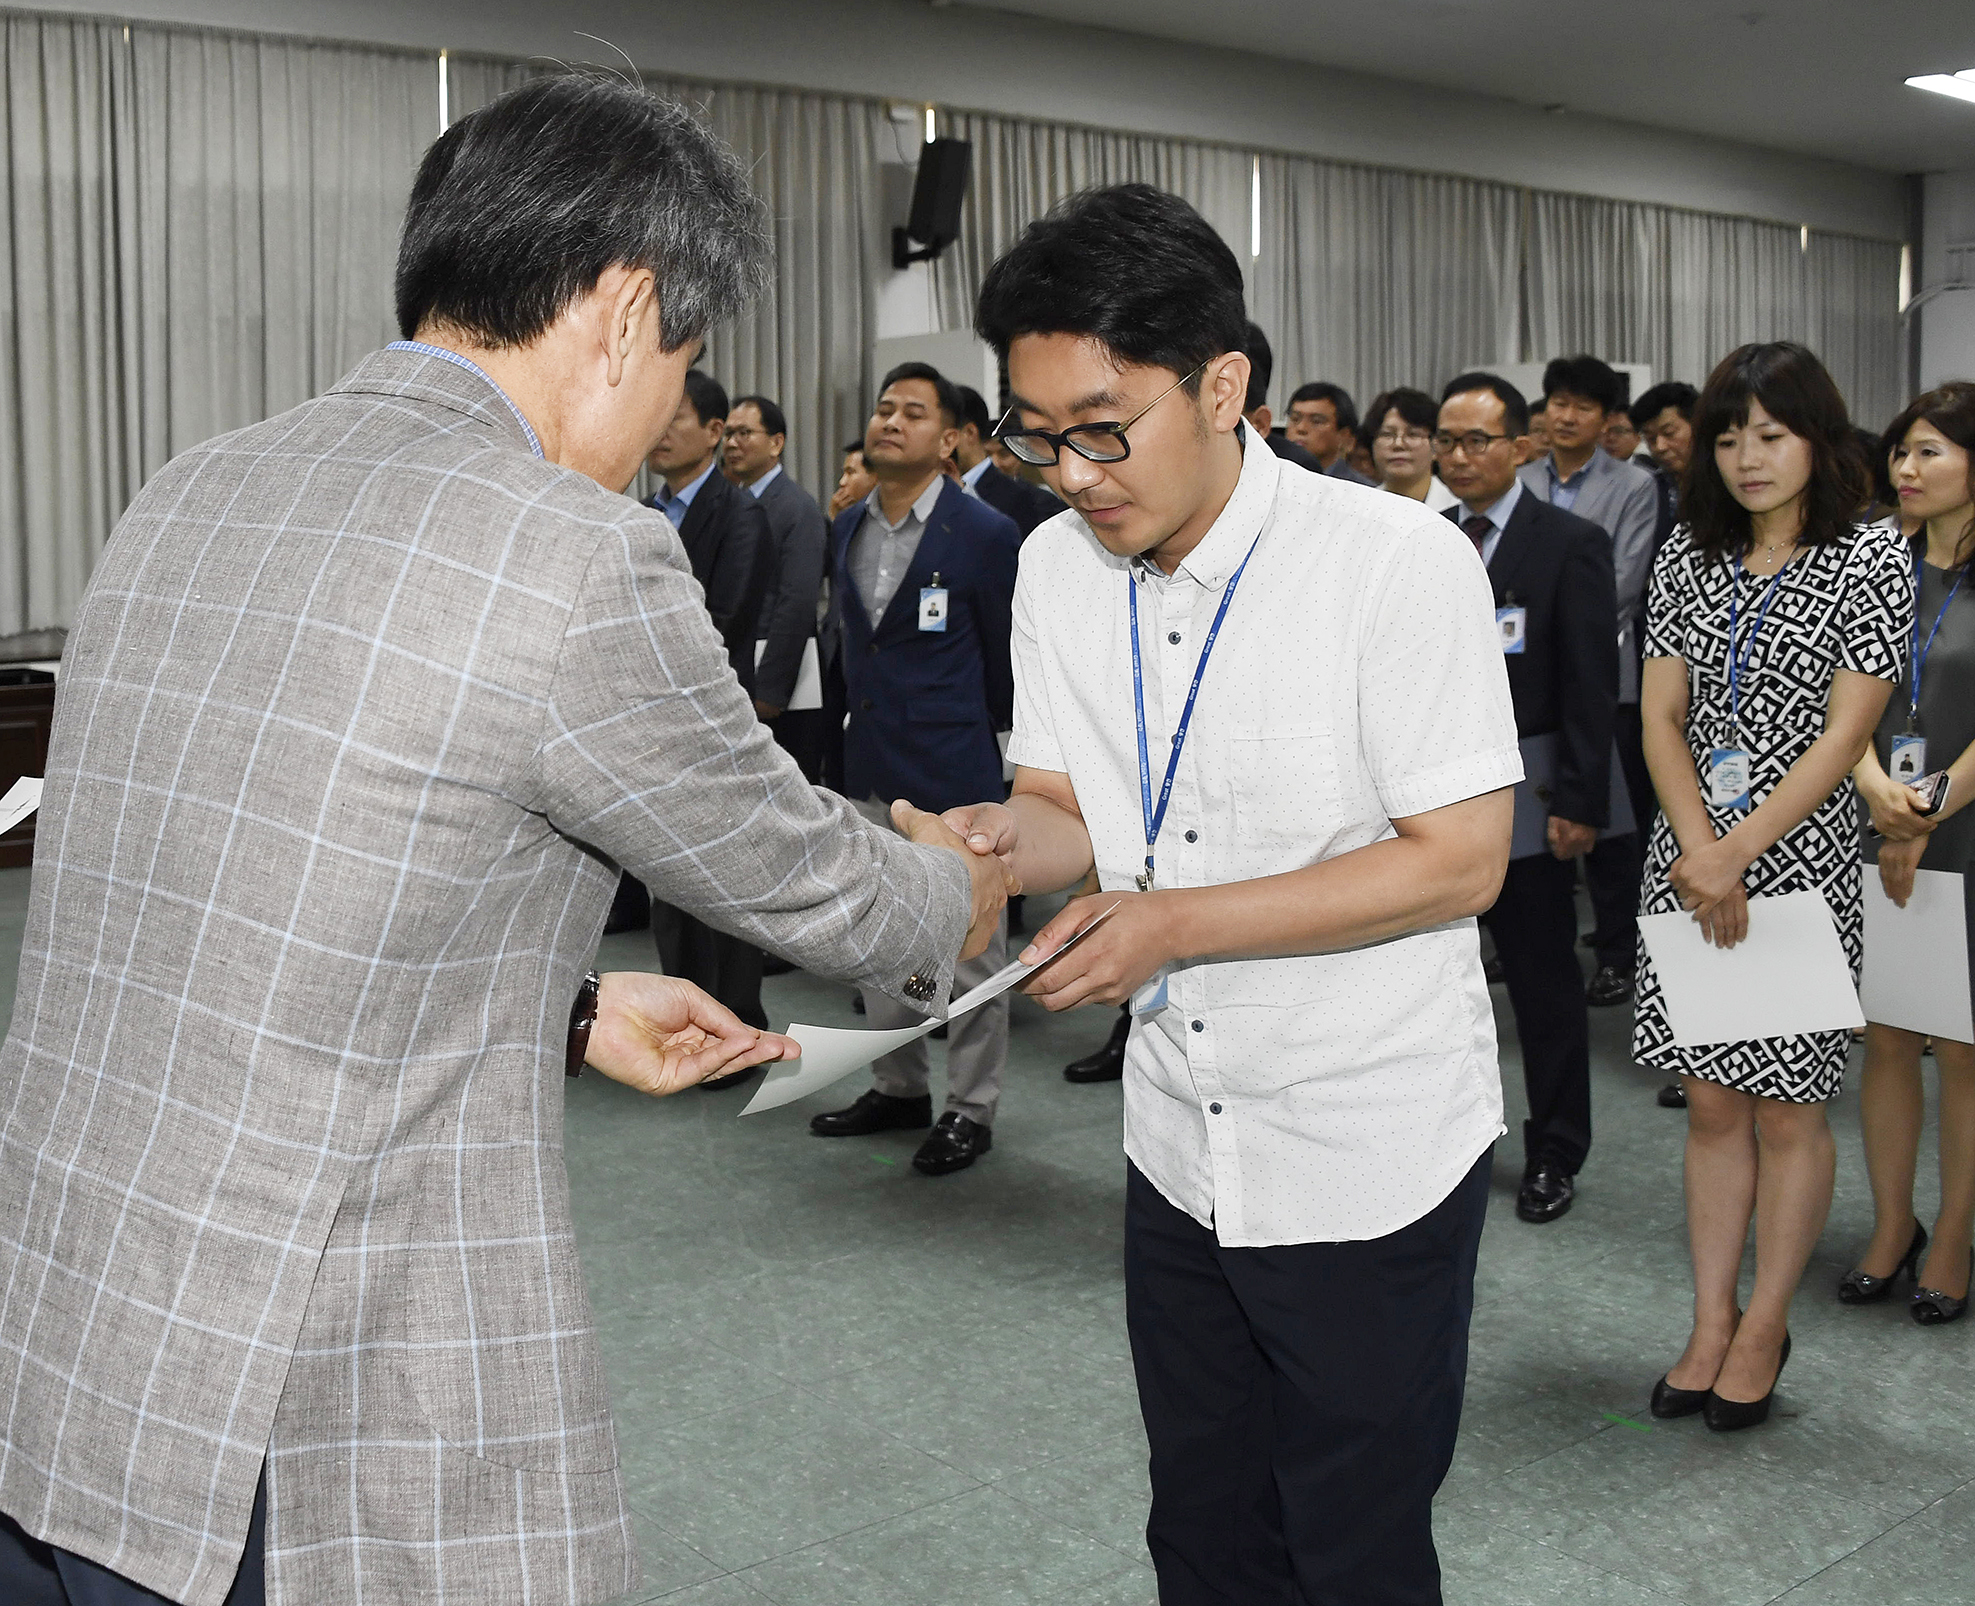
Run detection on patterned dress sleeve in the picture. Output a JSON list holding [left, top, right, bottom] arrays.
[[1643, 528, 1692, 661], [1838, 522, 1915, 683]]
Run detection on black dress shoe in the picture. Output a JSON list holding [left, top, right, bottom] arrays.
[[850, 991, 865, 1015], [1586, 964, 1634, 1006], [1065, 1011, 1130, 1083], [809, 1089, 932, 1137], [760, 953, 795, 976], [1649, 1375, 1710, 1419], [1912, 1249, 1973, 1325], [1838, 1218, 1926, 1304], [912, 1111, 992, 1175], [1704, 1333, 1790, 1432], [698, 1066, 756, 1091], [1516, 1164, 1575, 1224], [1657, 1082, 1687, 1109]]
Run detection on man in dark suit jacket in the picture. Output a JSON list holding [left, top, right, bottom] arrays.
[[723, 393, 831, 781], [809, 363, 1021, 1176], [1237, 320, 1326, 474], [644, 369, 776, 1059], [1439, 373, 1618, 1227], [952, 385, 1062, 538]]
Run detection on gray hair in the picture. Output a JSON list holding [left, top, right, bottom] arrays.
[[395, 73, 771, 352]]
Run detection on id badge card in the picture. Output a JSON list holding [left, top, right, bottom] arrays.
[[1496, 606, 1527, 655], [1130, 970, 1170, 1019], [1890, 734, 1928, 785], [1708, 746, 1751, 811], [917, 586, 949, 632]]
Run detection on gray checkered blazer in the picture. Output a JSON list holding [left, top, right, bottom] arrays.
[[0, 348, 969, 1605]]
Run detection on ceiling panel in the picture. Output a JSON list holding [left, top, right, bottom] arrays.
[[977, 0, 1975, 173]]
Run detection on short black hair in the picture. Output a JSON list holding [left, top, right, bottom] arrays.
[[879, 361, 961, 428], [1542, 354, 1625, 415], [1363, 387, 1439, 437], [954, 385, 993, 438], [843, 440, 865, 458], [975, 183, 1246, 394], [1684, 342, 1865, 564], [731, 394, 786, 437], [679, 369, 729, 427], [1440, 372, 1531, 436], [1287, 382, 1358, 435], [1628, 381, 1698, 430], [396, 74, 769, 350], [1240, 322, 1273, 415]]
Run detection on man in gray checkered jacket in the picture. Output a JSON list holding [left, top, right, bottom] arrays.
[[0, 76, 1008, 1606]]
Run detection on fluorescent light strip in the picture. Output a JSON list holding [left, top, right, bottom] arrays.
[[1907, 72, 1975, 105]]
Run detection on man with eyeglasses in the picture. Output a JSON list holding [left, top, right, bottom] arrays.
[[724, 393, 831, 780], [947, 183, 1520, 1606], [1437, 374, 1619, 1228]]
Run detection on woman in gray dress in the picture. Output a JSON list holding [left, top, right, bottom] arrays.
[[1844, 381, 1975, 1323]]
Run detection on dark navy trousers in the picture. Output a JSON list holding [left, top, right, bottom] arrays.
[[1125, 1149, 1491, 1606]]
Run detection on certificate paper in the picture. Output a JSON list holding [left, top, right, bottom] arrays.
[[1861, 869, 1974, 1045], [741, 903, 1120, 1116], [0, 777, 42, 838], [1638, 890, 1863, 1048]]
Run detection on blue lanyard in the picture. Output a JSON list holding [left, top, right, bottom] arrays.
[[1908, 554, 1968, 730], [1725, 557, 1791, 743], [1128, 533, 1263, 891]]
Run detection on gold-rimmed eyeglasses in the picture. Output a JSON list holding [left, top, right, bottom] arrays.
[[991, 361, 1209, 467]]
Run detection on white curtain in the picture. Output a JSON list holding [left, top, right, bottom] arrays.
[[0, 10, 434, 635], [1250, 156, 1523, 413], [930, 107, 1251, 346], [1806, 230, 1905, 430]]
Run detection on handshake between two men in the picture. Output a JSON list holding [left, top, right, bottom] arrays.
[[584, 796, 1040, 1097]]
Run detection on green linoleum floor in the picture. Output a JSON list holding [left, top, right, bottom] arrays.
[[1, 868, 1969, 1603]]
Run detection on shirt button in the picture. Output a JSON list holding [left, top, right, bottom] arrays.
[[1208, 1101, 1223, 1115], [1184, 830, 1198, 843], [1167, 630, 1182, 644], [1190, 1019, 1204, 1033]]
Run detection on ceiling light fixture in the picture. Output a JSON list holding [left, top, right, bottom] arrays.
[[1906, 69, 1975, 105]]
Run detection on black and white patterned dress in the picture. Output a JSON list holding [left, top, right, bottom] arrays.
[[1632, 521, 1912, 1101]]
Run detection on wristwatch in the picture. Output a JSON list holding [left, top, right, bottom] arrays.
[[565, 970, 600, 1077]]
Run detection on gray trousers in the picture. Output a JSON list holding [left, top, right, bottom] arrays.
[[852, 796, 1008, 1126]]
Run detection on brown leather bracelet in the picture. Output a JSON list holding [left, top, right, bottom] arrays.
[[565, 970, 600, 1078]]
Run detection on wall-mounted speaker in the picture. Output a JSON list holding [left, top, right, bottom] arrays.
[[893, 138, 972, 269]]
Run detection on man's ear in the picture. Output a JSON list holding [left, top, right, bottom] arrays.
[[939, 424, 963, 462], [1208, 352, 1251, 432], [1247, 404, 1273, 435], [603, 266, 658, 388]]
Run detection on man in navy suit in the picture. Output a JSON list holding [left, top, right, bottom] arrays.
[[808, 363, 1022, 1175], [952, 385, 1063, 538], [1438, 373, 1618, 1227]]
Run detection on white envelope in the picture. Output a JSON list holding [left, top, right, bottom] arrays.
[[1861, 868, 1974, 1045], [1638, 890, 1863, 1048]]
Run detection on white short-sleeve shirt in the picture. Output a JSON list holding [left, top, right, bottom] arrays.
[[1008, 427, 1521, 1246]]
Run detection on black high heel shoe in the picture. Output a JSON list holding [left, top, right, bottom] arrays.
[[1838, 1219, 1926, 1304], [1649, 1375, 1709, 1419], [1704, 1333, 1791, 1432], [1911, 1250, 1973, 1326]]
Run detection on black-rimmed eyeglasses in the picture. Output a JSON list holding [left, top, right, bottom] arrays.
[[1431, 430, 1516, 457], [991, 361, 1209, 466]]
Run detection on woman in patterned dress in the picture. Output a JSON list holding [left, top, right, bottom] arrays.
[[1844, 383, 1975, 1323], [1636, 344, 1911, 1430]]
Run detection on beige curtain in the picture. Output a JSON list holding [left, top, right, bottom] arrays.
[[1250, 155, 1523, 412], [0, 10, 434, 634], [1806, 230, 1905, 430], [930, 108, 1252, 348]]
